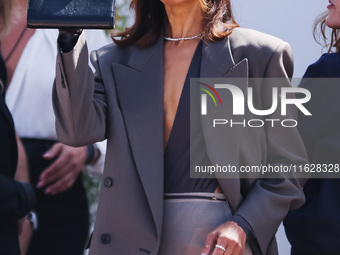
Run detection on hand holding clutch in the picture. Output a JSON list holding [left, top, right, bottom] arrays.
[[58, 29, 83, 53]]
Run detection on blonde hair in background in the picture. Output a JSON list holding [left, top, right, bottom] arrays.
[[0, 0, 12, 93], [0, 0, 13, 39], [314, 11, 340, 53]]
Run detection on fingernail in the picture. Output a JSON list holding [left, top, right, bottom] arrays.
[[37, 182, 43, 188], [201, 253, 208, 255], [42, 153, 50, 158]]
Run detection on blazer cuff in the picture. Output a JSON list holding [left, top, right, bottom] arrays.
[[19, 182, 37, 217], [230, 214, 254, 240]]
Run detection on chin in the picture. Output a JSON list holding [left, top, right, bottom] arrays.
[[161, 0, 196, 6], [326, 19, 340, 29], [326, 15, 340, 29]]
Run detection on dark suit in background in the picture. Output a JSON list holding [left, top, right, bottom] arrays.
[[0, 54, 36, 255], [284, 52, 340, 255]]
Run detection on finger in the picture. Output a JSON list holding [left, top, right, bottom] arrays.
[[224, 240, 243, 255], [223, 245, 232, 255], [223, 245, 237, 255], [37, 157, 69, 188], [38, 145, 86, 188], [42, 143, 63, 160], [215, 236, 242, 255], [45, 171, 75, 195], [42, 149, 84, 183], [212, 245, 226, 255], [226, 239, 243, 255], [201, 232, 218, 255], [39, 145, 72, 181], [212, 236, 228, 255]]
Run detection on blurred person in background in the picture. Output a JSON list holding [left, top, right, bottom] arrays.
[[0, 0, 36, 254], [284, 1, 340, 254], [0, 0, 110, 254]]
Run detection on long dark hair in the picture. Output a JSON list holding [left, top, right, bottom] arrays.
[[112, 0, 239, 49], [314, 11, 340, 53]]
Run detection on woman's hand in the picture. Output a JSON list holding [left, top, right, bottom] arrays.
[[58, 29, 83, 53], [36, 143, 87, 195], [201, 221, 246, 255]]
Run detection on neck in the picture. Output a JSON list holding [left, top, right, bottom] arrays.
[[3, 1, 27, 37], [164, 2, 203, 39], [1, 2, 34, 88]]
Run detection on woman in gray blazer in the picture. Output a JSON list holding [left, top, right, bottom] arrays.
[[53, 0, 308, 254]]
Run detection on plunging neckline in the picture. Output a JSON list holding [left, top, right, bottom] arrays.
[[164, 41, 203, 155]]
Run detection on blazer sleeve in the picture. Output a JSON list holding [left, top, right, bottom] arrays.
[[52, 32, 108, 147], [0, 175, 36, 224], [234, 42, 309, 254]]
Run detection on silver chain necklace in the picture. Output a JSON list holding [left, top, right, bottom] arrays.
[[164, 33, 202, 41]]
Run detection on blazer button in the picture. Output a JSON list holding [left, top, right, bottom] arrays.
[[100, 234, 111, 245], [104, 177, 113, 188]]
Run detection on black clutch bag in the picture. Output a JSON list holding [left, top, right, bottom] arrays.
[[27, 0, 116, 29]]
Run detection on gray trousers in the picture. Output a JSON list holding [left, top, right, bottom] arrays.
[[159, 192, 252, 255]]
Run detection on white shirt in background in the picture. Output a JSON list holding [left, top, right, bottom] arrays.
[[6, 29, 111, 174]]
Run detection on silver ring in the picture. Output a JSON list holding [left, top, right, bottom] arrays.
[[215, 244, 226, 252]]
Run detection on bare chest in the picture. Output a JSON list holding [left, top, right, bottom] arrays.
[[163, 41, 199, 148]]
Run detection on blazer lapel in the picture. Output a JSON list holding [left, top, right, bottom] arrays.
[[110, 35, 249, 235], [111, 37, 164, 239], [200, 37, 249, 211]]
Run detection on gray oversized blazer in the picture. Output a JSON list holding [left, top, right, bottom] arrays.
[[53, 27, 308, 255]]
